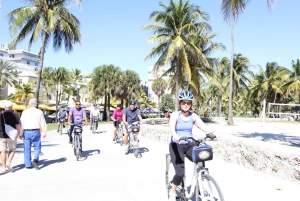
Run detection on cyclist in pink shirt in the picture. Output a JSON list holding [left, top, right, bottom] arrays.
[[112, 103, 123, 141]]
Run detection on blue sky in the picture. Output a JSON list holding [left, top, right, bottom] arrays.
[[0, 0, 299, 82]]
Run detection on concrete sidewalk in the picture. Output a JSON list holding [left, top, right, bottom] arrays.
[[0, 124, 299, 201]]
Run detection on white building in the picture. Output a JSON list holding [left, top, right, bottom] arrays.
[[0, 44, 42, 100], [146, 66, 171, 105]]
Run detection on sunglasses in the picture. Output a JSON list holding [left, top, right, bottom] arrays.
[[76, 103, 81, 105], [181, 101, 192, 106]]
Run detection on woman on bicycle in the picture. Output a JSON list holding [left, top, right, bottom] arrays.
[[168, 90, 214, 201], [112, 103, 123, 141]]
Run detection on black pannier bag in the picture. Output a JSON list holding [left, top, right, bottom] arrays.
[[192, 145, 213, 163]]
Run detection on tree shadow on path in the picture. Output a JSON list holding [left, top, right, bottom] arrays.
[[234, 132, 300, 148]]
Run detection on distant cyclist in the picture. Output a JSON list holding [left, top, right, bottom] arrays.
[[168, 90, 214, 201], [122, 100, 142, 153], [112, 103, 123, 141], [67, 100, 88, 153], [90, 104, 100, 130], [57, 105, 68, 133]]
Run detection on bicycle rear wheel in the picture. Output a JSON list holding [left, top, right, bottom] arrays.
[[199, 174, 224, 201]]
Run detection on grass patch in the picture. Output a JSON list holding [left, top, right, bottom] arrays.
[[46, 121, 113, 131]]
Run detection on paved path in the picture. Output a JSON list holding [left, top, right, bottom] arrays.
[[0, 124, 299, 201]]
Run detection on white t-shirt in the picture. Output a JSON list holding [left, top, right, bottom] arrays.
[[90, 108, 100, 117]]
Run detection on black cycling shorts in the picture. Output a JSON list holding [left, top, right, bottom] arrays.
[[113, 120, 122, 127]]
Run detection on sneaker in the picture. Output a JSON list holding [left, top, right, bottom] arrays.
[[90, 127, 92, 130], [63, 125, 65, 128], [123, 144, 129, 154], [32, 159, 39, 170], [168, 191, 177, 201], [69, 141, 72, 144], [57, 130, 59, 133], [113, 136, 116, 141], [6, 165, 14, 173], [79, 149, 83, 155]]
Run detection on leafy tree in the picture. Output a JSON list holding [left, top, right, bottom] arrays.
[[152, 77, 168, 111], [143, 0, 210, 111], [8, 0, 82, 106], [220, 0, 276, 124], [161, 94, 175, 112]]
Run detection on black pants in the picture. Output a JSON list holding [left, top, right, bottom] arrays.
[[169, 142, 195, 186]]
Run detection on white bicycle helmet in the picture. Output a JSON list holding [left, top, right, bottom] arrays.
[[178, 90, 194, 101]]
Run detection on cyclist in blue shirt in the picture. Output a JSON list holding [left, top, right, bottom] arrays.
[[122, 100, 142, 153]]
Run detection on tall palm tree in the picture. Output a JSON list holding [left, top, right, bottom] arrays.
[[220, 0, 276, 124], [8, 0, 82, 106], [143, 0, 210, 111], [0, 59, 19, 100], [152, 77, 168, 111]]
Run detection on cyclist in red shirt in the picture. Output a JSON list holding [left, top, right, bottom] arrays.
[[112, 103, 123, 141]]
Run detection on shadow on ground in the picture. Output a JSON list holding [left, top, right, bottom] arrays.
[[80, 149, 101, 161], [234, 132, 300, 148], [39, 157, 67, 169]]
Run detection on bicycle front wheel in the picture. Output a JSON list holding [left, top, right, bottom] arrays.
[[74, 136, 80, 161], [133, 134, 140, 158], [199, 174, 224, 201], [60, 124, 63, 135], [117, 127, 123, 146], [92, 122, 95, 134]]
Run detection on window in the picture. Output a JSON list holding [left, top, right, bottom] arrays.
[[35, 63, 38, 66], [34, 67, 38, 71], [85, 98, 88, 102], [0, 53, 3, 57], [27, 61, 30, 65], [18, 79, 22, 84], [9, 55, 14, 58]]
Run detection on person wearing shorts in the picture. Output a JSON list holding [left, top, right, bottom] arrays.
[[0, 101, 20, 173]]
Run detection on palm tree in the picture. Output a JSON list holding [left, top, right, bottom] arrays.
[[8, 0, 82, 106], [0, 59, 18, 100], [41, 67, 53, 103], [10, 83, 35, 106], [123, 70, 142, 106], [248, 62, 288, 108], [220, 0, 276, 124], [281, 59, 300, 103], [152, 77, 168, 111], [143, 0, 210, 111]]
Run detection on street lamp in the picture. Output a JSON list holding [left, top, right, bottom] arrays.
[[76, 84, 80, 101], [55, 85, 59, 114]]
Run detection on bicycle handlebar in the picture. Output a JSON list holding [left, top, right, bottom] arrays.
[[179, 134, 216, 143]]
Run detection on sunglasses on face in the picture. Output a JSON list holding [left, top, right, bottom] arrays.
[[76, 103, 81, 105], [181, 101, 192, 106]]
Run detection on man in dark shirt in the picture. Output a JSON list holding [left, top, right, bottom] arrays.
[[122, 100, 142, 154], [0, 101, 20, 173]]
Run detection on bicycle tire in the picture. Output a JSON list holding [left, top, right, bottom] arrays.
[[75, 135, 80, 161], [60, 123, 63, 135], [165, 154, 172, 199], [117, 127, 123, 146], [199, 174, 224, 201], [133, 134, 140, 158], [92, 122, 95, 134]]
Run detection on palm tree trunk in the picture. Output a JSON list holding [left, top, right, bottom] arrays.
[[228, 19, 235, 125], [104, 91, 107, 121], [175, 61, 179, 112], [106, 92, 111, 122], [35, 31, 47, 108], [157, 94, 160, 115], [218, 95, 222, 117]]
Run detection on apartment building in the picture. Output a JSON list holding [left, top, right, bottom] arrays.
[[0, 44, 42, 100]]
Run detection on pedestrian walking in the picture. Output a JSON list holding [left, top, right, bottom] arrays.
[[20, 98, 47, 170], [0, 101, 20, 173]]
